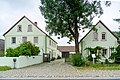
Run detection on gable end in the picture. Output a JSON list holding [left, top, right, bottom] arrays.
[[80, 20, 119, 43]]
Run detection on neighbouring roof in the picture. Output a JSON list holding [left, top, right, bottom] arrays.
[[3, 16, 57, 44], [80, 20, 119, 42], [57, 46, 75, 52]]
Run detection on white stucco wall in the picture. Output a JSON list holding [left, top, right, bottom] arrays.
[[0, 56, 43, 68], [4, 17, 45, 53], [4, 16, 60, 58], [80, 22, 118, 58], [46, 37, 58, 59]]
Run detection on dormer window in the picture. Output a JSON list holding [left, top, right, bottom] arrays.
[[94, 32, 98, 40], [102, 32, 106, 40], [28, 25, 32, 32], [17, 25, 22, 32]]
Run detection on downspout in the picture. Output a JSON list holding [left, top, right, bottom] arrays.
[[45, 34, 47, 53], [81, 41, 83, 55]]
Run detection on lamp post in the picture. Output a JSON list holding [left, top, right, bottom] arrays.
[[13, 58, 17, 69]]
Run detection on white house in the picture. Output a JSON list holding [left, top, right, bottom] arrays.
[[3, 16, 59, 59], [79, 21, 119, 59]]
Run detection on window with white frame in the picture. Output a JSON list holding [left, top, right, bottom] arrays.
[[34, 37, 38, 43], [17, 25, 22, 32], [102, 32, 106, 40], [22, 37, 27, 42], [12, 37, 16, 44], [93, 32, 98, 40], [28, 25, 32, 32]]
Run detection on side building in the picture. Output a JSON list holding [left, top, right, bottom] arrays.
[[57, 46, 75, 58], [79, 20, 119, 59], [3, 16, 59, 59]]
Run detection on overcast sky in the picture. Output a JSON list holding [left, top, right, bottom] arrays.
[[0, 0, 120, 46]]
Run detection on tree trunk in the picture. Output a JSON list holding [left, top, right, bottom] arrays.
[[75, 35, 79, 53], [74, 17, 80, 54]]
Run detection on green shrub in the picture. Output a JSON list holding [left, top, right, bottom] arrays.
[[86, 46, 102, 62], [110, 45, 120, 63], [6, 48, 20, 57], [71, 53, 85, 67], [6, 41, 40, 57], [57, 55, 61, 59], [87, 54, 93, 61]]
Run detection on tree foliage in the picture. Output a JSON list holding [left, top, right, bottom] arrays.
[[110, 45, 120, 63], [6, 41, 40, 57], [85, 46, 104, 61], [40, 0, 104, 53]]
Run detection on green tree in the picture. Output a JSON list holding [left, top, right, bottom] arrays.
[[113, 10, 120, 38], [40, 0, 104, 53], [110, 45, 120, 63]]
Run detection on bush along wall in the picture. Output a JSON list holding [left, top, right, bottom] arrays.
[[71, 53, 85, 67], [6, 41, 40, 57]]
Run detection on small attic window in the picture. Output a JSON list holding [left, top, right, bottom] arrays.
[[17, 25, 22, 32], [102, 32, 106, 40], [94, 32, 98, 40], [28, 25, 32, 32]]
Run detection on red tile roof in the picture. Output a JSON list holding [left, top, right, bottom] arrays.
[[57, 46, 75, 52]]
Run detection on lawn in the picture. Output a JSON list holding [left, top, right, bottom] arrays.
[[0, 66, 11, 71], [78, 63, 120, 70]]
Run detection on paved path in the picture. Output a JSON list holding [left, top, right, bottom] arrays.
[[0, 59, 120, 79]]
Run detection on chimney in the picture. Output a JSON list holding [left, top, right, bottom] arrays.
[[34, 22, 37, 26]]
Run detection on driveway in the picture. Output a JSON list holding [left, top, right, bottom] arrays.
[[0, 59, 120, 79]]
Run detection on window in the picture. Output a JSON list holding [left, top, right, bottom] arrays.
[[12, 37, 16, 44], [22, 37, 27, 42], [28, 25, 32, 32], [102, 32, 106, 40], [102, 49, 107, 56], [94, 32, 98, 40], [17, 25, 22, 32], [34, 37, 38, 43]]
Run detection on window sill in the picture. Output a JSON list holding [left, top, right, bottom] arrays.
[[34, 43, 38, 44], [93, 39, 98, 41], [101, 39, 107, 41], [11, 43, 16, 44]]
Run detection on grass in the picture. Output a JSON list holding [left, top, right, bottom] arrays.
[[78, 63, 120, 70], [0, 66, 11, 71]]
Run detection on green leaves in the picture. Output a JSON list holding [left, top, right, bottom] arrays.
[[72, 53, 85, 67], [110, 45, 120, 63], [40, 0, 104, 52], [6, 41, 40, 57]]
